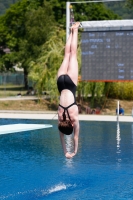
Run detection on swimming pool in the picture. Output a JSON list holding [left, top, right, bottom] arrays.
[[0, 119, 133, 200]]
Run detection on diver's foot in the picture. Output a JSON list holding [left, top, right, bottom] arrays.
[[72, 22, 81, 30]]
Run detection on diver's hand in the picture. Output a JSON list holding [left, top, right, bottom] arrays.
[[65, 152, 76, 159], [71, 152, 76, 158], [65, 152, 72, 159]]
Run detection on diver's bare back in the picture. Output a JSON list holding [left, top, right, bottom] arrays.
[[58, 89, 78, 121]]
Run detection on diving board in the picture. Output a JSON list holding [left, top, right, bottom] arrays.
[[0, 124, 53, 135]]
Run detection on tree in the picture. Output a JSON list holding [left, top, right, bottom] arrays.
[[17, 3, 56, 88], [73, 2, 120, 21], [28, 27, 65, 100], [126, 0, 133, 7], [0, 0, 19, 15], [45, 0, 120, 26], [0, 0, 56, 88], [105, 1, 133, 19], [0, 0, 34, 74]]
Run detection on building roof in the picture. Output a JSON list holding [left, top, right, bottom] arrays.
[[81, 20, 133, 31]]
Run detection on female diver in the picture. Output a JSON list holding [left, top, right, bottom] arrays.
[[57, 22, 80, 159]]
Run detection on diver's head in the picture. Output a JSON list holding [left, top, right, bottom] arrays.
[[58, 120, 73, 135]]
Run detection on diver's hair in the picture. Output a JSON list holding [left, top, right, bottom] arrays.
[[58, 120, 73, 135], [58, 108, 73, 135]]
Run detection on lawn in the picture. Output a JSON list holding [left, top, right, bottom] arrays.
[[0, 85, 26, 97], [0, 85, 133, 115]]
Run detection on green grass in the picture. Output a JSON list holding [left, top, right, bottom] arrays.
[[0, 85, 27, 97]]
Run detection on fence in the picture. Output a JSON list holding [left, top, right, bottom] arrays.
[[0, 73, 24, 85]]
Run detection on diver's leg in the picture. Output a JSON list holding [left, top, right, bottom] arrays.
[[57, 30, 72, 78], [67, 22, 80, 85]]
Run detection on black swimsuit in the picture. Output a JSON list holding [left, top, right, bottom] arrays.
[[57, 74, 77, 119]]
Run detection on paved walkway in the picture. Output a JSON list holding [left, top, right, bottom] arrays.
[[0, 96, 38, 101], [0, 110, 132, 122]]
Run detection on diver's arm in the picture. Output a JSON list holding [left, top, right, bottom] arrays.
[[72, 120, 79, 156], [60, 132, 74, 159], [59, 132, 67, 154]]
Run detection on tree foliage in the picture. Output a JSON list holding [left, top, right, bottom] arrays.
[[105, 1, 133, 19], [108, 82, 133, 100], [0, 0, 56, 87], [29, 28, 65, 101], [0, 0, 19, 15], [126, 0, 133, 7]]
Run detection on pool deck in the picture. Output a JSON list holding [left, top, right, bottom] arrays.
[[0, 110, 132, 122]]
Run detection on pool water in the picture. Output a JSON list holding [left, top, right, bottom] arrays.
[[0, 119, 133, 200]]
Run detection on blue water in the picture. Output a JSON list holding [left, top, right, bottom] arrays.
[[0, 119, 133, 200]]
